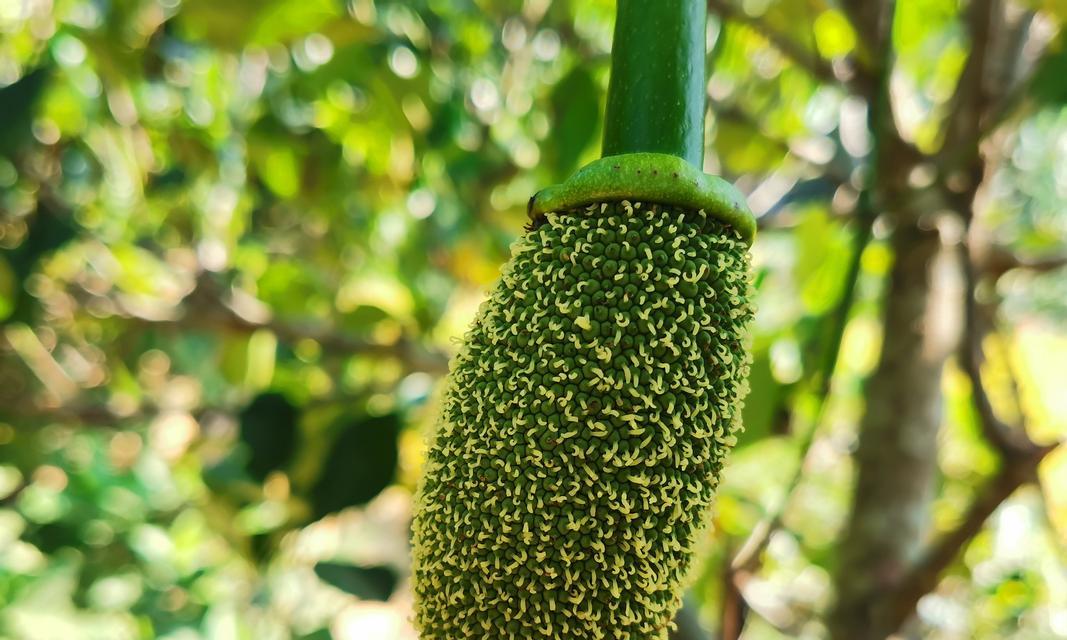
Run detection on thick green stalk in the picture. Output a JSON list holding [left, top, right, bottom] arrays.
[[601, 0, 707, 167]]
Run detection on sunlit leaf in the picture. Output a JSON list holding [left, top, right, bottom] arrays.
[[813, 11, 857, 59], [254, 146, 303, 199], [177, 0, 343, 49], [714, 116, 787, 174], [794, 206, 851, 315]]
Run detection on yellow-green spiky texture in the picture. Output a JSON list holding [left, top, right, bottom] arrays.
[[412, 201, 753, 639]]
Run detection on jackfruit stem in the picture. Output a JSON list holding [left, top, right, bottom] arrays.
[[601, 0, 708, 167]]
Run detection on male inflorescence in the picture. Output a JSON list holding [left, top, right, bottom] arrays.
[[412, 201, 753, 639]]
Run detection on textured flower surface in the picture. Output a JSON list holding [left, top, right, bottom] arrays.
[[412, 201, 753, 639]]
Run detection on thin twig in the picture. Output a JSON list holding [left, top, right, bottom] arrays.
[[980, 245, 1067, 279], [706, 0, 841, 86], [887, 457, 1039, 629], [719, 540, 747, 640], [939, 0, 996, 161], [976, 10, 1054, 140], [85, 274, 450, 375], [957, 237, 1050, 460], [727, 0, 897, 576], [711, 102, 851, 185], [942, 6, 1051, 167], [838, 0, 892, 60]]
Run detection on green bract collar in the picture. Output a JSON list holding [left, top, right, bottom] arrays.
[[528, 152, 756, 245]]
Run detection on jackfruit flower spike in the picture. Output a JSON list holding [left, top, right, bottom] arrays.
[[412, 202, 753, 639]]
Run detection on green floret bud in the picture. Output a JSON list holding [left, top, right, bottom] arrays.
[[412, 201, 754, 640]]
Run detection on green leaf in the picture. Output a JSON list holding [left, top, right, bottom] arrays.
[[736, 350, 784, 448], [176, 0, 343, 50], [714, 116, 787, 174], [5, 204, 78, 282], [0, 66, 50, 157], [309, 413, 400, 518], [239, 392, 300, 482], [1029, 35, 1067, 106], [250, 0, 342, 45], [813, 10, 856, 59], [253, 146, 303, 199], [546, 66, 601, 180], [892, 0, 960, 55], [794, 206, 851, 315], [0, 255, 16, 322], [313, 562, 397, 601], [256, 259, 323, 314]]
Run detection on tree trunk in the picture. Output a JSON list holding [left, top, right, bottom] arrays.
[[829, 221, 957, 640]]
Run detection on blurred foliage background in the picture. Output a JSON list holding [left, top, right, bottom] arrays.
[[1, 0, 1067, 638]]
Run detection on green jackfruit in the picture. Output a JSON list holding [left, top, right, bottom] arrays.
[[412, 200, 753, 639]]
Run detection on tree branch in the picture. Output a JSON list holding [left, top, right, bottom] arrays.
[[939, 0, 997, 160], [95, 273, 451, 375], [886, 455, 1039, 629], [943, 4, 1050, 164], [867, 14, 1064, 620], [729, 203, 874, 575], [837, 0, 895, 98], [839, 0, 892, 56], [706, 0, 841, 86], [720, 561, 747, 640], [977, 10, 1055, 139], [979, 244, 1067, 279], [881, 233, 1058, 632], [957, 232, 1053, 461], [726, 4, 898, 628]]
